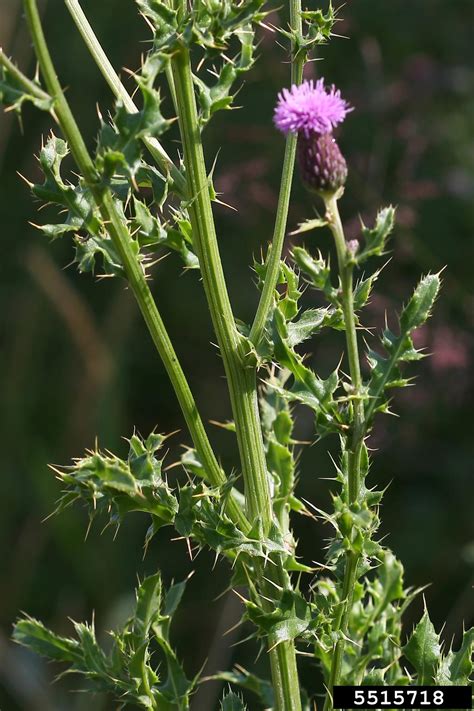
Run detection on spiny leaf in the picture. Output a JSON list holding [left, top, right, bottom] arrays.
[[133, 573, 162, 644], [270, 309, 343, 437], [292, 246, 339, 304], [215, 669, 274, 708], [194, 30, 256, 127], [139, 0, 267, 128], [55, 432, 178, 529], [260, 370, 308, 520], [0, 64, 52, 115], [13, 617, 82, 664], [366, 272, 441, 422], [437, 628, 474, 685], [244, 589, 318, 644], [448, 628, 474, 684], [353, 269, 380, 311], [32, 134, 101, 235], [400, 272, 441, 332], [280, 3, 336, 59], [132, 198, 199, 269], [97, 86, 173, 183], [220, 690, 248, 711], [290, 216, 328, 235], [15, 573, 194, 709], [403, 609, 441, 684], [377, 550, 405, 606], [287, 306, 342, 346], [357, 206, 395, 264]]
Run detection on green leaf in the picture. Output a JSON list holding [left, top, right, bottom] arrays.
[[215, 669, 274, 708], [449, 628, 474, 684], [132, 198, 199, 269], [269, 312, 343, 438], [357, 206, 395, 264], [292, 246, 340, 305], [378, 550, 405, 605], [400, 273, 441, 332], [13, 617, 82, 664], [26, 134, 141, 278], [33, 134, 101, 235], [97, 82, 173, 183], [0, 65, 52, 115], [438, 628, 474, 685], [133, 573, 162, 644], [287, 307, 342, 347], [137, 0, 177, 28], [403, 609, 441, 684], [366, 273, 441, 422], [220, 691, 248, 711], [280, 3, 336, 58], [353, 270, 380, 311], [14, 573, 195, 709], [244, 589, 317, 644], [55, 433, 178, 530], [290, 216, 328, 235]]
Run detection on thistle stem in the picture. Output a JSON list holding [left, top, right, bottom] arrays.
[[64, 0, 187, 198], [22, 0, 248, 534], [169, 39, 302, 711], [323, 194, 365, 711], [0, 49, 51, 103], [170, 46, 272, 529], [250, 0, 304, 348]]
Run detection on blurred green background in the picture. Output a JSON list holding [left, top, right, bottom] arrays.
[[0, 1, 473, 708]]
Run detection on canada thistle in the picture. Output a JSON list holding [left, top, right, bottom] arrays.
[[274, 78, 351, 194]]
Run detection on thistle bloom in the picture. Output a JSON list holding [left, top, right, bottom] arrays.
[[274, 78, 351, 194], [273, 78, 351, 138]]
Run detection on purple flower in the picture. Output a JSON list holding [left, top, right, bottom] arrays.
[[273, 78, 351, 138]]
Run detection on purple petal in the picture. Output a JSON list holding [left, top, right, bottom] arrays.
[[274, 78, 352, 137]]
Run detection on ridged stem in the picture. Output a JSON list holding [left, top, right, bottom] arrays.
[[170, 47, 272, 529], [323, 194, 365, 711], [169, 35, 302, 711], [22, 0, 248, 534]]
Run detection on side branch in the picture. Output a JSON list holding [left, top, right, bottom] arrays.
[[22, 0, 248, 534], [323, 194, 365, 710], [0, 49, 51, 104], [64, 0, 187, 197], [250, 0, 304, 348], [168, 15, 303, 710], [169, 44, 273, 529]]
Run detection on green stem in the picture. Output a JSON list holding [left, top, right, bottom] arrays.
[[64, 0, 187, 198], [0, 48, 51, 103], [22, 0, 248, 534], [364, 336, 406, 425], [250, 0, 304, 348], [169, 38, 302, 711], [170, 47, 272, 529], [323, 194, 365, 711]]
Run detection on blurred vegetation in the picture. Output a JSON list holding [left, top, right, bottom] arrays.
[[0, 0, 473, 708]]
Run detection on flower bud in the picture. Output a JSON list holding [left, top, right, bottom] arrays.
[[347, 239, 359, 257], [297, 132, 347, 195]]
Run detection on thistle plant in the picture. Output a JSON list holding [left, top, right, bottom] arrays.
[[1, 1, 473, 710]]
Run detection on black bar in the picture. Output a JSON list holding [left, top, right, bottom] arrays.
[[333, 685, 472, 710]]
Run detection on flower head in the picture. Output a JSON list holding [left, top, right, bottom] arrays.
[[273, 78, 351, 138]]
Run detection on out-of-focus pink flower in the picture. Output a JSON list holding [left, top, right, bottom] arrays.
[[431, 326, 470, 372]]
